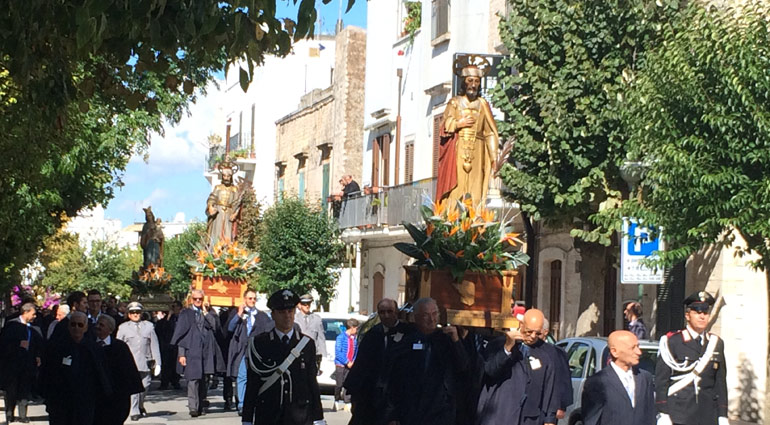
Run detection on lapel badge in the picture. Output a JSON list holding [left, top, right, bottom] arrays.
[[393, 332, 403, 343]]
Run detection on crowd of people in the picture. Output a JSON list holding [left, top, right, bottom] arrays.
[[0, 286, 727, 425]]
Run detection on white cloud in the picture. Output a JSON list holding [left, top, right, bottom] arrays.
[[131, 79, 227, 170]]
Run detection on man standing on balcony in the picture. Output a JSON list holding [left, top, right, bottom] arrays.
[[438, 55, 499, 207], [205, 161, 243, 245]]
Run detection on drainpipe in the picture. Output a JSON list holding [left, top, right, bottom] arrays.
[[395, 68, 403, 185]]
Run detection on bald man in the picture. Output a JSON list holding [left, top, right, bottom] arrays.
[[582, 331, 655, 425], [476, 309, 560, 425]]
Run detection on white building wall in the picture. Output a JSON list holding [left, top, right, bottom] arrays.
[[217, 37, 337, 202]]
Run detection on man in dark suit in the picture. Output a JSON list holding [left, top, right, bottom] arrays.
[[39, 311, 112, 425], [171, 290, 225, 417], [656, 291, 728, 425], [0, 302, 44, 423], [385, 297, 468, 425], [94, 315, 144, 425], [156, 300, 182, 390], [476, 308, 560, 425], [227, 288, 274, 414], [582, 330, 655, 425], [49, 291, 90, 342], [241, 289, 324, 425], [345, 298, 412, 425]]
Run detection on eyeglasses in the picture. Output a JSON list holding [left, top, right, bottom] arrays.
[[192, 297, 204, 301], [69, 322, 85, 328], [245, 297, 256, 300], [128, 311, 141, 315]]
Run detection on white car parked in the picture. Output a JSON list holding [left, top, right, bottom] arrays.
[[316, 312, 369, 391]]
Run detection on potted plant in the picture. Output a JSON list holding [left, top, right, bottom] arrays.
[[395, 197, 529, 327]]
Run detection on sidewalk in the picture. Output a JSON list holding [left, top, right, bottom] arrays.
[[1, 383, 352, 425]]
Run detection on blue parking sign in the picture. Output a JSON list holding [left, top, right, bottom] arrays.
[[621, 219, 664, 284]]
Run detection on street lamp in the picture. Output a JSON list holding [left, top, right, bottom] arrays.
[[619, 159, 646, 303]]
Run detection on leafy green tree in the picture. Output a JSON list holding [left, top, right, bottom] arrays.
[[492, 0, 678, 333], [38, 231, 140, 298], [38, 231, 89, 295], [0, 0, 348, 290], [83, 239, 142, 298], [610, 3, 770, 417], [164, 222, 207, 299], [257, 197, 342, 305]]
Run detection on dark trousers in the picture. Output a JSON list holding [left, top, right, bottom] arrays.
[[160, 347, 180, 387], [223, 376, 234, 403], [4, 376, 32, 419], [187, 378, 209, 412], [334, 366, 350, 403]]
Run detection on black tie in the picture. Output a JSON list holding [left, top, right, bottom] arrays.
[[282, 335, 290, 345], [99, 340, 106, 347]]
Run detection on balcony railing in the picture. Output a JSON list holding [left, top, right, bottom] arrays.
[[334, 178, 437, 230]]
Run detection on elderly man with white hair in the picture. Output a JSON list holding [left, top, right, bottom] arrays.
[[171, 290, 225, 417]]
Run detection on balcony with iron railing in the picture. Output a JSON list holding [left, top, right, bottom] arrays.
[[330, 178, 437, 230]]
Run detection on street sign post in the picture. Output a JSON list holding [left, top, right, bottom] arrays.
[[621, 219, 664, 284]]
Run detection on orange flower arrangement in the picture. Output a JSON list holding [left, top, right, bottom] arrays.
[[394, 196, 529, 281], [187, 240, 260, 278]]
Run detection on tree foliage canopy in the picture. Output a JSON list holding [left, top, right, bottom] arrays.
[[492, 0, 678, 243], [38, 231, 141, 298], [610, 1, 770, 268], [0, 0, 334, 288], [257, 197, 342, 304], [164, 222, 207, 298]]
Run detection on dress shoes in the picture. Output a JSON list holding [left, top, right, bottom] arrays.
[[130, 414, 141, 421], [189, 410, 200, 417]]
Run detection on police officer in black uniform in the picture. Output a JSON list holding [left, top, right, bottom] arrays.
[[241, 289, 325, 425], [655, 291, 728, 425]]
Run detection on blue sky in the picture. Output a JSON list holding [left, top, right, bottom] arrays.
[[105, 0, 367, 226]]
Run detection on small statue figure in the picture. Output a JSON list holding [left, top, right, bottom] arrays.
[[206, 161, 243, 245], [437, 54, 500, 206], [140, 207, 165, 268]]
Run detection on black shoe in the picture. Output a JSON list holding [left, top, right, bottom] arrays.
[[130, 415, 141, 421], [140, 407, 147, 417], [18, 418, 30, 424], [202, 400, 210, 409], [189, 410, 200, 417], [224, 401, 232, 411]]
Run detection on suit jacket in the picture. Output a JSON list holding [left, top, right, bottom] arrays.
[[386, 329, 469, 425], [117, 320, 161, 372], [242, 327, 324, 425], [553, 345, 574, 410], [226, 307, 274, 377], [582, 365, 655, 425], [0, 318, 44, 393], [40, 335, 112, 425], [170, 307, 225, 379], [94, 338, 144, 425], [655, 330, 728, 423], [294, 311, 327, 357], [476, 339, 559, 425], [344, 321, 413, 425]]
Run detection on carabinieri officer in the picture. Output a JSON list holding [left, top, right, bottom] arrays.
[[241, 289, 325, 425], [655, 291, 728, 425]]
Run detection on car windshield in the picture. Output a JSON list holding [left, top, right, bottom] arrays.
[[322, 318, 346, 341], [601, 346, 658, 375]]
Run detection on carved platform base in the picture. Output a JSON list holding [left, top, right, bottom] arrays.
[[404, 266, 522, 329], [192, 273, 248, 307]]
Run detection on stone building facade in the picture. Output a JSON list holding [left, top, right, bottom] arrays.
[[274, 26, 366, 205]]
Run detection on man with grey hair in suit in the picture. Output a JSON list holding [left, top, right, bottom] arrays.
[[117, 302, 161, 421]]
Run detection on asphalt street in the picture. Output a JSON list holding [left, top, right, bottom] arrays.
[[0, 381, 352, 425]]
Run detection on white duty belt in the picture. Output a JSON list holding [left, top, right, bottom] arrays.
[[658, 333, 718, 400]]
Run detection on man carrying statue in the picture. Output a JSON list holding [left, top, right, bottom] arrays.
[[206, 161, 243, 245], [437, 54, 500, 206]]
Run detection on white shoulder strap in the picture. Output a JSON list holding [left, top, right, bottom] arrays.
[[258, 335, 311, 396]]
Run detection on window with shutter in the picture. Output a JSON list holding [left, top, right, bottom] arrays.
[[382, 133, 390, 186], [432, 114, 443, 177], [405, 142, 415, 183], [431, 0, 450, 41]]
